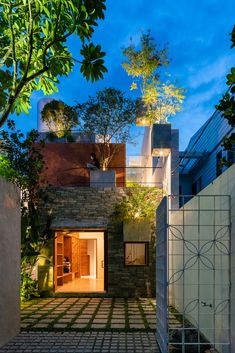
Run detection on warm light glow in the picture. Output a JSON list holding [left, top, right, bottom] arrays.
[[136, 117, 151, 126], [159, 150, 164, 156]]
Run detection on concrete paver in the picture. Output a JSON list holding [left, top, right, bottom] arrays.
[[1, 298, 159, 352]]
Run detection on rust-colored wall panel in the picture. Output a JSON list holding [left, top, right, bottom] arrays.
[[40, 143, 126, 187]]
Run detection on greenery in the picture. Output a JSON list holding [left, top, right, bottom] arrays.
[[41, 99, 78, 138], [122, 31, 185, 124], [21, 271, 40, 302], [75, 87, 136, 169], [216, 25, 235, 165], [0, 121, 51, 300], [114, 184, 163, 220], [0, 0, 107, 127]]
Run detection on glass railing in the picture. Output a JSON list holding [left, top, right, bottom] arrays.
[[48, 165, 163, 188]]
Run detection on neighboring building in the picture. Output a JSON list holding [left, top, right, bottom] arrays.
[[179, 111, 235, 199]]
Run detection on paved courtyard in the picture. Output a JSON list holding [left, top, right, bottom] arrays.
[[0, 298, 160, 352]]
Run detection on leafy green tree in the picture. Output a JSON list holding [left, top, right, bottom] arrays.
[[216, 25, 235, 165], [0, 0, 107, 127], [122, 31, 185, 124], [75, 87, 136, 169], [41, 99, 78, 138], [0, 121, 50, 299]]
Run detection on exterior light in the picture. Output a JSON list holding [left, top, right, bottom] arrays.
[[159, 151, 164, 156], [136, 117, 151, 126]]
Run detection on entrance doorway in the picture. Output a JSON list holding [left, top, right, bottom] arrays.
[[54, 230, 105, 293]]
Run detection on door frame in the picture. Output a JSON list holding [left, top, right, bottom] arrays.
[[53, 228, 108, 293]]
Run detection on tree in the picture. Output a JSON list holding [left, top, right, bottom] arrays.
[[122, 31, 185, 124], [216, 25, 235, 165], [0, 121, 50, 300], [0, 0, 107, 127], [41, 99, 78, 138], [75, 88, 136, 169]]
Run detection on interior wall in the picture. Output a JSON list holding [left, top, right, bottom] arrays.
[[79, 232, 104, 280], [87, 239, 96, 277]]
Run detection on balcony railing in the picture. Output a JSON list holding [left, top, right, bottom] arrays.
[[49, 166, 163, 188]]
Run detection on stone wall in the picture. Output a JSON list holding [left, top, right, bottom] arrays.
[[0, 177, 20, 347], [38, 187, 156, 297]]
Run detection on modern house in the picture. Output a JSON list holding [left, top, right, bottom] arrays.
[[36, 100, 179, 298]]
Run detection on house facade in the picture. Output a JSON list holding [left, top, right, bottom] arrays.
[[36, 101, 179, 297]]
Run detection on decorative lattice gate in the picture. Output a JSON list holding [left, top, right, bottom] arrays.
[[156, 195, 231, 353]]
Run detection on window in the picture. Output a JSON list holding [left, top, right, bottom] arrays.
[[124, 242, 148, 266]]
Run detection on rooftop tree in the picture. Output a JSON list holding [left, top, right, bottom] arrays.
[[75, 87, 136, 169], [122, 31, 185, 124], [41, 99, 78, 138], [0, 0, 107, 127]]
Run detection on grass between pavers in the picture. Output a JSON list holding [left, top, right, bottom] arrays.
[[136, 298, 150, 329], [105, 297, 115, 330], [20, 298, 61, 323], [124, 298, 130, 330], [21, 298, 156, 333], [21, 298, 82, 330], [48, 298, 88, 330], [86, 298, 104, 329]]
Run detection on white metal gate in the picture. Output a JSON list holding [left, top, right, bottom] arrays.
[[156, 195, 231, 353]]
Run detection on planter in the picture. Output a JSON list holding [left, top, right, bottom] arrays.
[[90, 170, 116, 187], [123, 219, 153, 241], [151, 123, 171, 157]]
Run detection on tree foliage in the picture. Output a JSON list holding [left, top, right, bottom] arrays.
[[122, 31, 185, 124], [0, 0, 107, 127], [114, 185, 163, 220], [75, 87, 136, 168], [216, 25, 235, 164], [0, 121, 51, 299], [41, 99, 78, 138]]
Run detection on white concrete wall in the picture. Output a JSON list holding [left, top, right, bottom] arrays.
[[0, 177, 21, 348], [169, 164, 235, 352], [87, 239, 96, 277], [79, 232, 104, 280]]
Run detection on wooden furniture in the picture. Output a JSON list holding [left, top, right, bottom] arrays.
[[54, 233, 80, 289]]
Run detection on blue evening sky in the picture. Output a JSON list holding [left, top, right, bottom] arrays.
[[12, 0, 235, 154]]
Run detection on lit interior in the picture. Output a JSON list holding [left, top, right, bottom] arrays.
[[54, 230, 105, 293]]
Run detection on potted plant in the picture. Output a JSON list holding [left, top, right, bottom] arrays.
[[74, 87, 136, 186]]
